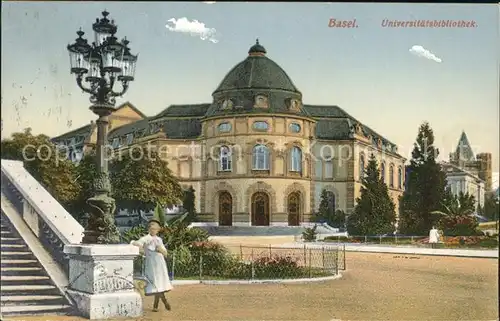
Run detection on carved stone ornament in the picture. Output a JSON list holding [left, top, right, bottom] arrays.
[[93, 172, 111, 194]]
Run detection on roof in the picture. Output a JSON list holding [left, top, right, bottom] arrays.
[[108, 104, 206, 141], [304, 104, 396, 147], [115, 101, 148, 119], [453, 131, 475, 162], [213, 41, 299, 94], [155, 103, 210, 118], [442, 162, 484, 182], [51, 123, 93, 142]]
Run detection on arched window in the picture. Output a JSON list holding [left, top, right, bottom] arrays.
[[252, 144, 269, 170], [398, 167, 403, 189], [381, 162, 386, 183], [219, 146, 232, 171], [359, 154, 365, 179], [290, 146, 302, 172], [389, 165, 394, 188]]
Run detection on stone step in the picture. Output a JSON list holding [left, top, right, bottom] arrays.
[[1, 275, 52, 286], [1, 259, 40, 268], [0, 284, 60, 297], [1, 295, 66, 307], [0, 303, 72, 316], [1, 244, 28, 252], [1, 266, 45, 277], [0, 237, 23, 244], [1, 252, 37, 260], [1, 244, 27, 248], [1, 266, 42, 271]]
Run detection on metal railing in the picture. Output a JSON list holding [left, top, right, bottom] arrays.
[[321, 235, 499, 248], [134, 244, 345, 282]]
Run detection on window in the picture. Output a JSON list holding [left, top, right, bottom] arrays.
[[112, 138, 120, 149], [255, 95, 268, 108], [389, 165, 394, 188], [359, 154, 365, 179], [289, 123, 301, 133], [252, 144, 269, 170], [381, 162, 386, 183], [326, 191, 335, 212], [126, 133, 134, 145], [221, 99, 233, 110], [324, 161, 333, 179], [218, 122, 232, 133], [252, 121, 269, 131], [219, 146, 232, 171], [398, 167, 403, 189], [290, 146, 302, 172]]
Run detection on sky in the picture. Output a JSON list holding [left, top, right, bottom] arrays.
[[1, 2, 499, 174]]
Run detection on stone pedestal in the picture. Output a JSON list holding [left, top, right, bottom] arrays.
[[63, 244, 142, 319]]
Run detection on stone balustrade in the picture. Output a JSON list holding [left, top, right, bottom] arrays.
[[1, 160, 84, 273], [1, 160, 143, 319]]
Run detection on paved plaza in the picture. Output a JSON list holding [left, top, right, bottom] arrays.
[[4, 251, 498, 321]]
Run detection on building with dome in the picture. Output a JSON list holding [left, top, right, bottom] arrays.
[[53, 40, 406, 227]]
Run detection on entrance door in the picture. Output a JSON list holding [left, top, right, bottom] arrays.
[[287, 192, 301, 226], [218, 191, 233, 226], [251, 192, 270, 226]]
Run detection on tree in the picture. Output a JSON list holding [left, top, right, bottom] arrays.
[[431, 191, 479, 236], [1, 128, 80, 209], [110, 147, 183, 212], [312, 189, 345, 227], [183, 186, 197, 222], [399, 122, 447, 235], [347, 154, 396, 235], [67, 151, 99, 222], [483, 191, 500, 221]]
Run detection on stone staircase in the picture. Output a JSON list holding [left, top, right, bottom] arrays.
[[1, 211, 72, 316], [198, 225, 339, 237]]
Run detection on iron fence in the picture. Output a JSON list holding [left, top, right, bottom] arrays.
[[321, 235, 499, 248], [134, 244, 345, 282]]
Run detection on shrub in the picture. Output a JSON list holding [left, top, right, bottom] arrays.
[[253, 255, 302, 279], [189, 241, 233, 278], [302, 226, 318, 242], [439, 215, 480, 236]]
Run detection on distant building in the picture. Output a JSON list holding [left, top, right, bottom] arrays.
[[448, 131, 493, 192], [442, 162, 485, 210], [441, 131, 492, 210], [51, 102, 146, 163]]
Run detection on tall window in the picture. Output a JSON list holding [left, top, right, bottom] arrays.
[[324, 161, 333, 179], [290, 146, 302, 172], [398, 167, 403, 189], [389, 165, 394, 188], [219, 146, 232, 171], [359, 154, 365, 180], [252, 144, 269, 170], [381, 162, 386, 183]]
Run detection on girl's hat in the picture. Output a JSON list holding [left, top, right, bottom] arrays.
[[148, 219, 162, 226]]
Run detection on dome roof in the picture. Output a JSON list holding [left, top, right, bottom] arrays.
[[213, 39, 299, 94]]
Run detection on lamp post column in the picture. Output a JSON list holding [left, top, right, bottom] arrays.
[[82, 104, 120, 244]]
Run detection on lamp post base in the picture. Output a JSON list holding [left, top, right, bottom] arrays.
[[82, 173, 121, 244]]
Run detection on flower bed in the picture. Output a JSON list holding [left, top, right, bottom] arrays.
[[134, 241, 338, 281]]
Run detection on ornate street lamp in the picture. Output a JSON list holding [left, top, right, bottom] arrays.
[[67, 10, 138, 244]]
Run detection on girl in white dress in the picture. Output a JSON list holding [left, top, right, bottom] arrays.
[[130, 219, 173, 312]]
